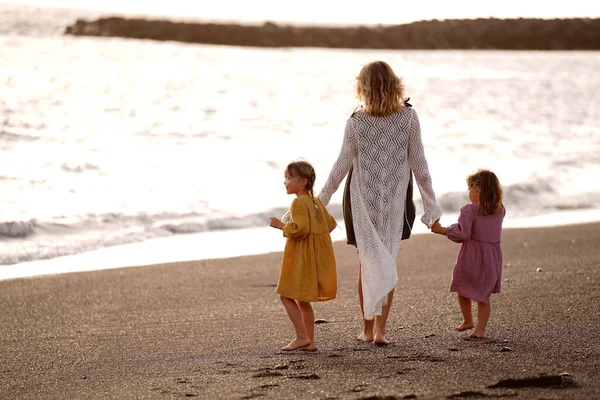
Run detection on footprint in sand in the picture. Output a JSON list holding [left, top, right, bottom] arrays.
[[252, 368, 284, 378], [257, 384, 279, 389], [240, 393, 267, 399], [287, 372, 320, 380], [350, 383, 369, 392]]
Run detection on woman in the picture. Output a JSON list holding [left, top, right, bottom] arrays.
[[318, 60, 442, 345]]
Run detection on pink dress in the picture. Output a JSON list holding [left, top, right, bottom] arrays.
[[447, 202, 506, 303]]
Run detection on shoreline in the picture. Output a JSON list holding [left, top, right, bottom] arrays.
[[1, 221, 599, 399], [2, 207, 600, 281]]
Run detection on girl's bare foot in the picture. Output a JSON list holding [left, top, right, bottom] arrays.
[[468, 331, 485, 339], [281, 338, 312, 351], [299, 343, 317, 352], [357, 332, 374, 342], [456, 322, 475, 332]]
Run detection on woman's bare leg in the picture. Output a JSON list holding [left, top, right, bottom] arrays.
[[373, 289, 394, 345], [470, 300, 491, 338], [280, 296, 311, 350], [298, 301, 317, 351], [357, 263, 375, 342], [456, 295, 475, 331]]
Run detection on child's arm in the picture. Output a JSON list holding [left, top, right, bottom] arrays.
[[431, 219, 447, 235], [282, 199, 310, 240], [269, 217, 284, 230], [318, 198, 338, 233], [327, 214, 337, 233], [443, 204, 476, 243]]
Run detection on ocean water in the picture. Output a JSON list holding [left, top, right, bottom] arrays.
[[1, 3, 600, 278]]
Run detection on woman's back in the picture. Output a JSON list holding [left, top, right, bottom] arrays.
[[351, 108, 412, 180], [351, 108, 413, 237]]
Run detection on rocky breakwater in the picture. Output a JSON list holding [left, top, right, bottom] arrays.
[[64, 17, 600, 50]]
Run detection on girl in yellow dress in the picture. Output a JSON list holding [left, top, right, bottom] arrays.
[[269, 160, 338, 351]]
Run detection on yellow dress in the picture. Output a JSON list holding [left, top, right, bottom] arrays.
[[276, 194, 337, 302]]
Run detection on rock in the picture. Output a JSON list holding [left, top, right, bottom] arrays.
[[487, 374, 575, 388], [63, 17, 600, 50]]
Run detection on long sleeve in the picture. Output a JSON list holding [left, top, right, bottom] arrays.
[[283, 198, 310, 240], [408, 108, 443, 228], [317, 117, 357, 206], [327, 214, 337, 233], [446, 204, 475, 243], [315, 197, 337, 233]]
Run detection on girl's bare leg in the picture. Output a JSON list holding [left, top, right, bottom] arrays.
[[373, 289, 394, 345], [298, 301, 317, 351], [456, 295, 475, 331], [280, 296, 311, 350], [357, 263, 375, 342], [470, 300, 491, 338]]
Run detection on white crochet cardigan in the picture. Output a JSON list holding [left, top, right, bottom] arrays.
[[318, 107, 443, 319]]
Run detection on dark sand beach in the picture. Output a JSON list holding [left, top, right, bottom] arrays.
[[1, 222, 599, 399]]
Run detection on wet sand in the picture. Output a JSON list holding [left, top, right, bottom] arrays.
[[1, 222, 599, 399]]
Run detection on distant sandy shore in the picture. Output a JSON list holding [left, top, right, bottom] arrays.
[[1, 222, 599, 399]]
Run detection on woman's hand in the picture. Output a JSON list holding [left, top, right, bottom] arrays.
[[269, 217, 284, 230]]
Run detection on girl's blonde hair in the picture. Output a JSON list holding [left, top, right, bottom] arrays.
[[285, 160, 323, 220], [467, 169, 504, 215], [356, 60, 406, 116]]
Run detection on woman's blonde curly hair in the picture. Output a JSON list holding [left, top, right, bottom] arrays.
[[356, 61, 406, 117]]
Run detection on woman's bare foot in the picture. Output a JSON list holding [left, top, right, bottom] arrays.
[[357, 332, 374, 342], [281, 338, 312, 351], [373, 333, 390, 346], [456, 322, 475, 332], [468, 331, 485, 339]]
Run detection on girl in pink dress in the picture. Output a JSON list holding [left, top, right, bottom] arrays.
[[431, 169, 505, 339]]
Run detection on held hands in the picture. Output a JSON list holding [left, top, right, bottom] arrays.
[[431, 219, 445, 235], [269, 217, 284, 230]]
